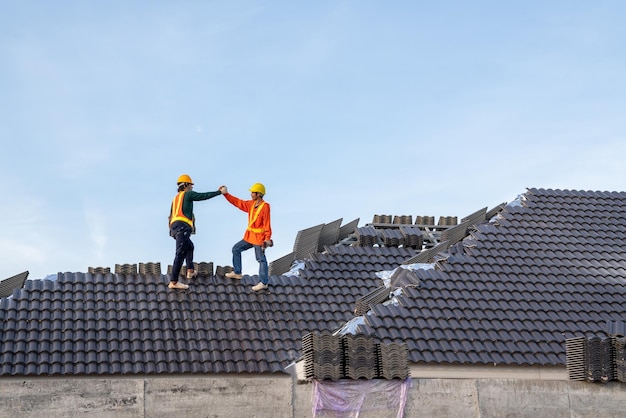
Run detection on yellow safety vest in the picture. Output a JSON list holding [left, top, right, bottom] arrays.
[[169, 192, 194, 227], [247, 202, 266, 233]]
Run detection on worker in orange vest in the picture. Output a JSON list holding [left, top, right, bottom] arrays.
[[168, 174, 222, 289], [220, 183, 273, 291]]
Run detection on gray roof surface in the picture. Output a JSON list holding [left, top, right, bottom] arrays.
[[356, 188, 626, 365], [0, 187, 624, 376]]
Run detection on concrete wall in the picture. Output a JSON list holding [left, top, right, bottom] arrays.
[[1, 376, 626, 418]]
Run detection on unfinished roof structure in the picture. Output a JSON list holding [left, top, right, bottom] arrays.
[[0, 187, 625, 379]]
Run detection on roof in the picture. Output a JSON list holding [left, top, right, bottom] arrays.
[[0, 245, 416, 376], [1, 187, 625, 377], [354, 188, 626, 365], [0, 272, 353, 375]]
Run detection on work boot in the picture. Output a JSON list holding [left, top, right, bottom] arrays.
[[186, 270, 198, 280], [251, 282, 268, 291], [225, 272, 243, 279], [168, 282, 189, 289]]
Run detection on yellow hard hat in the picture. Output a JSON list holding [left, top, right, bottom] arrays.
[[249, 183, 266, 195], [177, 174, 194, 185]]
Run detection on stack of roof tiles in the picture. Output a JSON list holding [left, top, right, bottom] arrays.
[[293, 224, 325, 260], [584, 337, 614, 382], [377, 342, 410, 379], [355, 226, 379, 246], [342, 334, 378, 379], [354, 286, 391, 316], [437, 216, 458, 226], [114, 264, 137, 275], [165, 261, 213, 277], [439, 222, 469, 246], [615, 337, 626, 382], [268, 218, 360, 276], [372, 214, 393, 224], [414, 216, 435, 225], [303, 333, 343, 381], [393, 215, 413, 225], [302, 333, 410, 381], [379, 228, 404, 247], [213, 264, 233, 276], [566, 334, 626, 383], [0, 271, 28, 298], [565, 336, 586, 381], [139, 262, 162, 275], [112, 262, 212, 278], [87, 266, 110, 274], [337, 218, 359, 242], [399, 226, 423, 249], [317, 219, 343, 252], [196, 262, 213, 277]]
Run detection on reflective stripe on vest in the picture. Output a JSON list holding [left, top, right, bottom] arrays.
[[170, 191, 193, 227], [246, 202, 265, 233]]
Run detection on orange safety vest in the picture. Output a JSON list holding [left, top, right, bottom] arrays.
[[169, 192, 193, 227], [246, 202, 266, 233]]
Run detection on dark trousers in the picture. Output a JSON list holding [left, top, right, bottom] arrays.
[[171, 221, 194, 281]]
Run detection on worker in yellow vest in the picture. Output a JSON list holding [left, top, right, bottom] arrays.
[[220, 183, 273, 291], [168, 174, 222, 289]]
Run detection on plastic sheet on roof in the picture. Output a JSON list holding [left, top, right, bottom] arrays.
[[389, 288, 404, 306], [508, 194, 525, 207], [284, 260, 305, 277], [312, 378, 411, 418], [335, 315, 366, 336], [377, 264, 433, 288]]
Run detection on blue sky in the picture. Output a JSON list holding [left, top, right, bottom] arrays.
[[2, 1, 625, 281]]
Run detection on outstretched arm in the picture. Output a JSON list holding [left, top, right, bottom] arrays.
[[220, 186, 250, 213], [188, 190, 222, 201]]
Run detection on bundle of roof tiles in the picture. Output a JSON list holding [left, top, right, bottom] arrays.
[[377, 342, 410, 379], [114, 264, 138, 275], [214, 264, 233, 277], [392, 215, 412, 225], [303, 333, 343, 381], [615, 337, 626, 382], [302, 332, 410, 381], [372, 214, 393, 224], [93, 262, 214, 278], [343, 334, 378, 379], [87, 266, 110, 274], [353, 286, 391, 316], [138, 262, 162, 275], [378, 228, 404, 247], [399, 226, 423, 249], [355, 226, 379, 247], [414, 215, 435, 226], [165, 262, 214, 277], [565, 337, 586, 381], [293, 224, 325, 260], [437, 216, 458, 226], [565, 335, 617, 382], [585, 337, 614, 382]]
